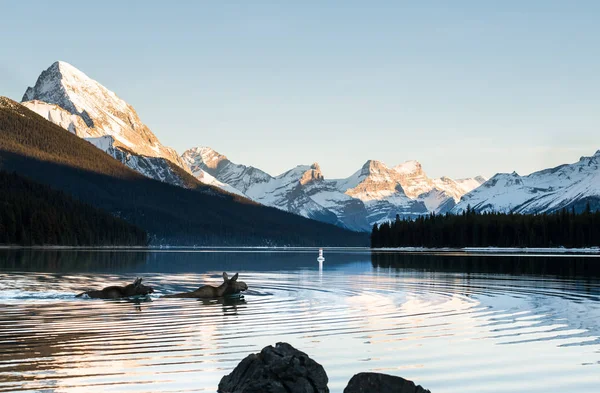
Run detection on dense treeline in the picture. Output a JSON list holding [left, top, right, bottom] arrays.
[[0, 171, 147, 246], [371, 205, 600, 248], [0, 97, 367, 246]]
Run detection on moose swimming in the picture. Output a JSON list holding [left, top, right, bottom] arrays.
[[75, 277, 154, 299], [163, 272, 248, 299]]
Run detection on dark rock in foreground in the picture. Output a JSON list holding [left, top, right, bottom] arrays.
[[218, 342, 329, 393], [344, 372, 431, 393]]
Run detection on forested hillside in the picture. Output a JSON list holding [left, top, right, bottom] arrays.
[[0, 170, 147, 246], [0, 97, 367, 246], [372, 206, 600, 248]]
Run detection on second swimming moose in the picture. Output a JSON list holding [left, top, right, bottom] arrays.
[[75, 277, 154, 299], [163, 272, 248, 299]]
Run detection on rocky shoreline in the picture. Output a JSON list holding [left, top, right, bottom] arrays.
[[218, 342, 431, 393]]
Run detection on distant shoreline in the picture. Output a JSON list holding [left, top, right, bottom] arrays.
[[0, 245, 365, 251], [0, 245, 599, 255], [375, 246, 600, 255]]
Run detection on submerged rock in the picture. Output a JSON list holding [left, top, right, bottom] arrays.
[[218, 342, 329, 393], [343, 372, 431, 393]]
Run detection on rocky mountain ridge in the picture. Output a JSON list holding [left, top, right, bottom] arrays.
[[452, 150, 600, 214], [182, 147, 485, 231]]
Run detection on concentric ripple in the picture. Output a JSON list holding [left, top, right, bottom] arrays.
[[0, 250, 599, 392]]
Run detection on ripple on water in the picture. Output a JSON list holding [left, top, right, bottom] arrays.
[[0, 265, 599, 393]]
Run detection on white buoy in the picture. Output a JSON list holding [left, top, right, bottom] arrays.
[[318, 248, 324, 275]]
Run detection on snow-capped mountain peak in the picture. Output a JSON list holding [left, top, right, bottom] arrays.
[[22, 61, 186, 168], [453, 149, 600, 214], [181, 147, 273, 195], [20, 61, 248, 196], [186, 146, 228, 169], [363, 159, 389, 174], [299, 163, 324, 185], [394, 160, 422, 175], [23, 61, 127, 128]]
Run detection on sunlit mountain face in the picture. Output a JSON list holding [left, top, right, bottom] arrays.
[[182, 147, 486, 231]]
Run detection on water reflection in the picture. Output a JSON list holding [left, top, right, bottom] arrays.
[[0, 248, 368, 273], [372, 251, 600, 278], [0, 248, 148, 272], [0, 250, 599, 393], [195, 295, 247, 316]]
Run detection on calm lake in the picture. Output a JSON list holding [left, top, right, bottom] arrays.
[[1, 249, 599, 393]]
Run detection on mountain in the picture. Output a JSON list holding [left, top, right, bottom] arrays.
[[21, 61, 235, 194], [182, 147, 485, 231], [85, 135, 242, 194], [181, 147, 262, 196], [331, 160, 428, 224], [0, 97, 368, 246], [328, 159, 485, 223], [22, 61, 183, 165], [452, 151, 600, 214], [183, 146, 342, 226], [344, 160, 485, 212], [85, 135, 197, 189]]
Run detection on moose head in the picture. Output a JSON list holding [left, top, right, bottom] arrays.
[[122, 278, 155, 297], [222, 272, 248, 296]]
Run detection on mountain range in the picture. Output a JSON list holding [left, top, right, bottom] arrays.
[[182, 147, 487, 230], [16, 61, 600, 235], [21, 61, 489, 231], [452, 151, 600, 214]]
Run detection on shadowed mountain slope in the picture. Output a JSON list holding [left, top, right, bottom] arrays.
[[0, 97, 367, 246], [0, 170, 147, 246]]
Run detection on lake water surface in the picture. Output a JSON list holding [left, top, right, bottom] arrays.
[[1, 249, 599, 392]]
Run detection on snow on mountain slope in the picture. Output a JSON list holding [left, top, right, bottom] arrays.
[[20, 62, 242, 196], [335, 160, 484, 215], [419, 188, 457, 213], [182, 147, 347, 227], [182, 147, 272, 194], [250, 163, 368, 230], [190, 170, 246, 197], [243, 164, 340, 225], [22, 61, 186, 168], [453, 151, 600, 214], [183, 147, 483, 230], [82, 136, 242, 196], [303, 184, 370, 232], [334, 160, 428, 223], [392, 160, 435, 198], [85, 136, 190, 187], [455, 176, 487, 194], [329, 158, 484, 222], [21, 100, 96, 138], [269, 163, 378, 231], [339, 160, 425, 207], [394, 162, 485, 205]]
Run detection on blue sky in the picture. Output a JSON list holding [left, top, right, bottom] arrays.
[[1, 1, 599, 179]]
